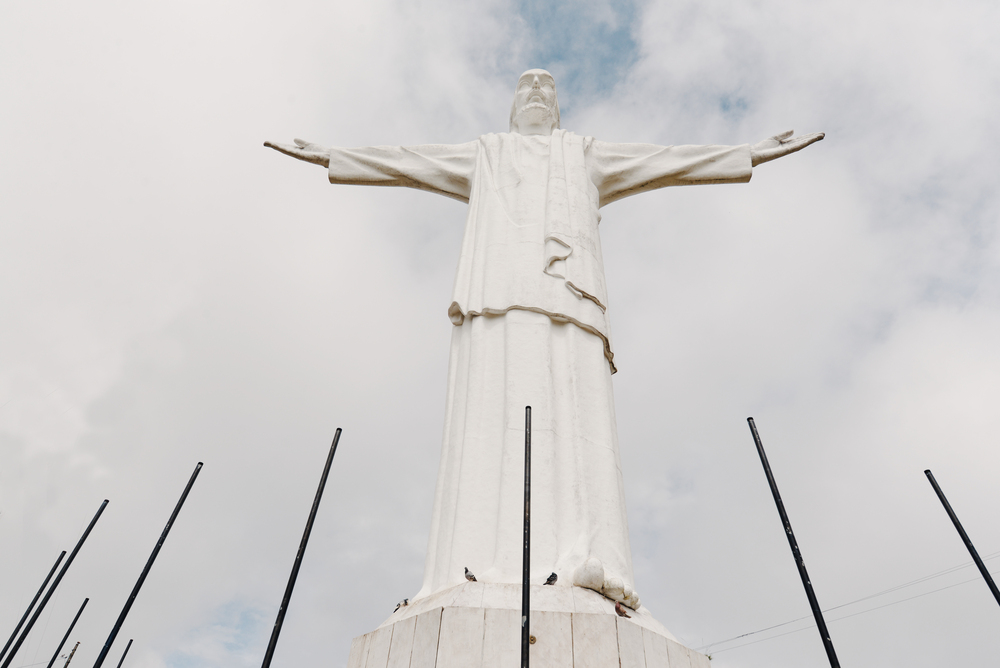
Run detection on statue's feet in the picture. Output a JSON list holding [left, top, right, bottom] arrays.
[[572, 558, 641, 609]]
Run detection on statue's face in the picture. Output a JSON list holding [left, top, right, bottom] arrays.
[[510, 69, 559, 134]]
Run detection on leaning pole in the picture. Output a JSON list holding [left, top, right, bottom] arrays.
[[747, 418, 840, 668], [924, 469, 1000, 609], [93, 463, 202, 668], [113, 639, 133, 668], [45, 598, 89, 668], [0, 551, 65, 662], [2, 500, 108, 668], [260, 430, 342, 668]]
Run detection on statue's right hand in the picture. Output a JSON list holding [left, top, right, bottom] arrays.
[[263, 138, 330, 168]]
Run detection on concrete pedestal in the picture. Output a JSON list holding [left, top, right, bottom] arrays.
[[346, 582, 710, 668]]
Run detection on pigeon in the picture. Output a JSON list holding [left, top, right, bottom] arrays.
[[543, 572, 558, 585], [615, 601, 631, 618], [464, 567, 477, 582], [393, 598, 409, 613]]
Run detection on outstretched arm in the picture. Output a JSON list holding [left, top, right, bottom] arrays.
[[750, 130, 824, 167], [588, 140, 754, 207], [588, 130, 824, 207], [264, 138, 477, 202]]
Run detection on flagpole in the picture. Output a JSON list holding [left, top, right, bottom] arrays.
[[0, 551, 66, 662], [747, 418, 840, 668], [925, 469, 1000, 608], [521, 407, 531, 668], [93, 464, 202, 668], [260, 430, 342, 668]]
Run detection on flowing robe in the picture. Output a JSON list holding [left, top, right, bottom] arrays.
[[327, 130, 752, 601]]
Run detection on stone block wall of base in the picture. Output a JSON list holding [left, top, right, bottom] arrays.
[[346, 605, 712, 668]]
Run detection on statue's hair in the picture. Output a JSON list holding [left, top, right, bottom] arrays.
[[509, 82, 561, 132]]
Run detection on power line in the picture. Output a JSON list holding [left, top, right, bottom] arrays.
[[709, 572, 994, 655], [698, 551, 1000, 653]]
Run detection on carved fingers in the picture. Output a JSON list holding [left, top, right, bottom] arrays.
[[294, 138, 330, 153], [794, 131, 825, 148], [263, 138, 330, 167], [751, 130, 824, 167]]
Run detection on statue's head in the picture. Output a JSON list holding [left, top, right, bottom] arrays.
[[509, 69, 560, 135]]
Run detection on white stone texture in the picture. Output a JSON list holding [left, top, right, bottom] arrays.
[[641, 628, 670, 667], [436, 607, 485, 668], [409, 611, 442, 668], [572, 613, 619, 668], [688, 647, 713, 668], [480, 583, 520, 609], [667, 638, 694, 668], [346, 634, 369, 668], [532, 581, 575, 612], [530, 610, 573, 667], [481, 608, 519, 668], [355, 582, 705, 667], [571, 584, 612, 615], [382, 583, 672, 641], [385, 615, 416, 668], [450, 580, 485, 608], [365, 625, 392, 668], [617, 617, 646, 668]]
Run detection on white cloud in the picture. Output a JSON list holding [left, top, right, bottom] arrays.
[[2, 1, 999, 667]]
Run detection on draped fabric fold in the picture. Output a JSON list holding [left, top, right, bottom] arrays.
[[449, 130, 616, 371]]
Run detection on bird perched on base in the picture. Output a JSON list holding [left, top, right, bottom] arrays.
[[543, 572, 558, 585], [464, 567, 477, 582], [615, 601, 631, 618], [393, 598, 409, 613]]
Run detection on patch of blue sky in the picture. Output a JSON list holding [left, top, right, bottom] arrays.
[[514, 0, 640, 112], [718, 94, 749, 119], [165, 601, 268, 668]]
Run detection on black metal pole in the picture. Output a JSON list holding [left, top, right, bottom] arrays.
[[113, 639, 133, 668], [747, 418, 840, 668], [62, 642, 80, 668], [521, 407, 531, 668], [0, 550, 66, 662], [2, 500, 108, 668], [924, 469, 1000, 608], [45, 598, 88, 668], [260, 430, 342, 668], [92, 463, 203, 668]]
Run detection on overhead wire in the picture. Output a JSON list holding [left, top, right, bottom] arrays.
[[697, 550, 1000, 654], [708, 571, 996, 655]]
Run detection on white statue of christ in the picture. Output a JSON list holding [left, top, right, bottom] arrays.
[[266, 69, 822, 610]]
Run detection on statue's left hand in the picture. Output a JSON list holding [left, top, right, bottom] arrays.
[[263, 138, 330, 168], [751, 130, 824, 167]]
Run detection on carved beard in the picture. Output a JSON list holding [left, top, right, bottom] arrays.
[[515, 101, 556, 129]]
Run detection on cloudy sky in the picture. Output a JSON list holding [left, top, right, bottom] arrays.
[[2, 0, 999, 667]]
